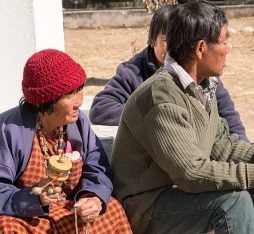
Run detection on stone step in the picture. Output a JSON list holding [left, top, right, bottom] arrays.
[[81, 95, 117, 162]]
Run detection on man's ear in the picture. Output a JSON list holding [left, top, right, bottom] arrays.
[[195, 40, 206, 60]]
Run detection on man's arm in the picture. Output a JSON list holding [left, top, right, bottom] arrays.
[[142, 103, 254, 193], [216, 79, 248, 141], [210, 116, 253, 163]]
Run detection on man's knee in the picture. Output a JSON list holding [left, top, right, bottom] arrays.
[[221, 190, 253, 213], [211, 191, 254, 233]]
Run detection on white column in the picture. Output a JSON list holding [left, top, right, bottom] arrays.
[[0, 0, 64, 113]]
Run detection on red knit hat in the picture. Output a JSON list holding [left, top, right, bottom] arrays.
[[22, 49, 86, 105]]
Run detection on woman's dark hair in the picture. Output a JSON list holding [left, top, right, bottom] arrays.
[[19, 83, 84, 115], [148, 4, 175, 46], [148, 0, 206, 47], [167, 1, 228, 65]]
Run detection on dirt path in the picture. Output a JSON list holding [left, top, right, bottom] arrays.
[[65, 16, 254, 141]]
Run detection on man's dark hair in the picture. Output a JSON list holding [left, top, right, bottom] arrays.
[[148, 4, 175, 46], [19, 84, 84, 115], [167, 1, 228, 65]]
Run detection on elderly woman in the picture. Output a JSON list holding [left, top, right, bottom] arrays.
[[0, 49, 131, 233]]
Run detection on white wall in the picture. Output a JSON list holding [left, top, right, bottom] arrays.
[[0, 0, 64, 113], [34, 0, 64, 51]]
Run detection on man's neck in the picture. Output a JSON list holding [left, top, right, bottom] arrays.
[[181, 62, 205, 85]]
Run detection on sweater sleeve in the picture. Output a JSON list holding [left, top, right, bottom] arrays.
[[211, 117, 254, 163], [216, 79, 248, 141], [142, 103, 254, 193], [89, 63, 143, 126], [0, 112, 46, 217]]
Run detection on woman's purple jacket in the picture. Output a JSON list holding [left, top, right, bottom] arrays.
[[0, 106, 112, 217], [89, 45, 248, 141]]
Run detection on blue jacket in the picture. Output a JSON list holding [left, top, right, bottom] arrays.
[[89, 46, 248, 141], [0, 106, 112, 217]]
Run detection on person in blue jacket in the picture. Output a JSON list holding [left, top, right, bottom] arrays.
[[89, 4, 248, 141]]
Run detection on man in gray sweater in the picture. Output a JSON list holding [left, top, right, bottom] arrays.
[[111, 1, 254, 234]]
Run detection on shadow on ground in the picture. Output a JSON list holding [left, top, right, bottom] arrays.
[[85, 77, 110, 86]]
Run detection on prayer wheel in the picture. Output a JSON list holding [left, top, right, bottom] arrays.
[[48, 155, 72, 181]]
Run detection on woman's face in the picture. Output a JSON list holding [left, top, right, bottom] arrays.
[[153, 31, 167, 67], [50, 88, 84, 126]]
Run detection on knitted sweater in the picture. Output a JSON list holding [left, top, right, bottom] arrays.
[[111, 69, 254, 233]]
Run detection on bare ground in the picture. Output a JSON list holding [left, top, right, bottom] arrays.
[[65, 17, 254, 141]]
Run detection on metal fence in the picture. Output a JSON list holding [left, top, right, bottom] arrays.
[[211, 0, 254, 4], [62, 0, 143, 9], [62, 0, 254, 9]]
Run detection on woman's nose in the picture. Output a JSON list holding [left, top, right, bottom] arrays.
[[73, 90, 84, 107]]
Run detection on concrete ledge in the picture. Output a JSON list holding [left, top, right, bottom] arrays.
[[223, 4, 254, 18], [64, 8, 151, 29], [92, 127, 117, 163], [82, 95, 94, 119], [81, 96, 117, 162], [63, 5, 254, 29]]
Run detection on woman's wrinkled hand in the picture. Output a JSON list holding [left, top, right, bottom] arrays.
[[73, 196, 102, 223], [36, 178, 63, 206], [39, 191, 60, 206]]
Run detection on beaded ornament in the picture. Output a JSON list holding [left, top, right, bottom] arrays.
[[35, 121, 72, 194]]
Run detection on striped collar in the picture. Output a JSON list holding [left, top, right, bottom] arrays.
[[164, 54, 218, 113]]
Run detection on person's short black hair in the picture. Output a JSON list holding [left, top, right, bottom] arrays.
[[148, 4, 175, 46], [167, 0, 228, 65], [177, 0, 194, 3], [19, 84, 84, 115]]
